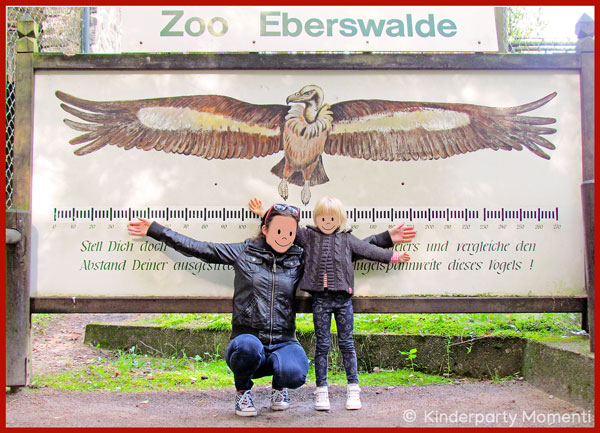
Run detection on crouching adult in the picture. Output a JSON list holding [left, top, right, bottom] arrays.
[[128, 204, 308, 417]]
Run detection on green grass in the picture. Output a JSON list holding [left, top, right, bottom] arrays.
[[31, 347, 448, 392], [30, 312, 582, 393], [140, 312, 582, 339]]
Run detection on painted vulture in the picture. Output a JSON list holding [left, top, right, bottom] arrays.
[[56, 85, 557, 205]]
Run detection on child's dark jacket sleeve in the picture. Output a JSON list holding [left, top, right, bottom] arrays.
[[353, 230, 394, 262], [361, 231, 394, 248], [147, 221, 244, 265], [349, 233, 394, 263]]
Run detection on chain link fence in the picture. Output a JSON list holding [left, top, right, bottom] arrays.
[[6, 7, 82, 209]]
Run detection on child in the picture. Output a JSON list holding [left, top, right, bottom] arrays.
[[249, 197, 413, 411]]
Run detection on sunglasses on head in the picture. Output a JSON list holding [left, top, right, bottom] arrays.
[[264, 203, 300, 221]]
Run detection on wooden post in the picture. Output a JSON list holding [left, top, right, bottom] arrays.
[[494, 7, 508, 53], [6, 17, 38, 387], [576, 14, 594, 352]]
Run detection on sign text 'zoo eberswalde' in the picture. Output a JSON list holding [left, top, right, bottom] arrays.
[[120, 6, 499, 53]]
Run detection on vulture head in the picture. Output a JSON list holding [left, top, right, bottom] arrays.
[[286, 85, 325, 123]]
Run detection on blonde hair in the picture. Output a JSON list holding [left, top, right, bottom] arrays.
[[313, 196, 349, 231]]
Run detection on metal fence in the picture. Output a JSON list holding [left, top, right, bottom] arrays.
[[509, 39, 577, 54], [4, 8, 578, 209], [6, 6, 82, 209]]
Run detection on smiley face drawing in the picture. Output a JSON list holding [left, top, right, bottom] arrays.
[[262, 215, 298, 253]]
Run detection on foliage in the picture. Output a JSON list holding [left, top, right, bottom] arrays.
[[143, 313, 232, 331], [507, 6, 548, 42], [400, 348, 418, 372], [31, 346, 448, 392], [137, 312, 581, 340], [29, 311, 581, 392]]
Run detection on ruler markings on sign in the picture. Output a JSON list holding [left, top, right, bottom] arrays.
[[51, 206, 561, 223]]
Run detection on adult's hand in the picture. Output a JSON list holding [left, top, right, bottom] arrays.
[[389, 223, 416, 243], [128, 218, 152, 236]]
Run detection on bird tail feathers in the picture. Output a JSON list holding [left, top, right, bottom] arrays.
[[270, 156, 329, 187]]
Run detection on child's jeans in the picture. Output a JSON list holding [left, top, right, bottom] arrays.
[[225, 333, 309, 391], [312, 291, 359, 387]]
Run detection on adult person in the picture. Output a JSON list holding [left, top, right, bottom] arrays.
[[128, 204, 306, 417], [128, 203, 415, 417]]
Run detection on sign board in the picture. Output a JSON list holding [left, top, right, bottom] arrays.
[[119, 6, 499, 53], [31, 67, 584, 298]]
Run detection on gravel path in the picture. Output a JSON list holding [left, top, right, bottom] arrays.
[[4, 314, 594, 428]]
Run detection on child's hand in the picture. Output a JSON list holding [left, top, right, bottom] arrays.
[[128, 218, 151, 236], [390, 252, 410, 263], [389, 223, 416, 243], [248, 197, 266, 217]]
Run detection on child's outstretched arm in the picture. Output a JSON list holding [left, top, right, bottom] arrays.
[[357, 223, 416, 256], [390, 251, 411, 263], [248, 197, 266, 218]]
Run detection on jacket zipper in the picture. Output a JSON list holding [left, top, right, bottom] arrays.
[[269, 253, 276, 346]]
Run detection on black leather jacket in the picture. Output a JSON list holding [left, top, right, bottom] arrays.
[[147, 222, 394, 345], [147, 222, 304, 345]]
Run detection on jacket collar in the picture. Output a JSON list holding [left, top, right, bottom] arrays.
[[248, 237, 303, 256], [306, 225, 352, 234]]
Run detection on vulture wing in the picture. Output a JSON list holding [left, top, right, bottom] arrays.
[[325, 93, 557, 161], [56, 91, 288, 159]]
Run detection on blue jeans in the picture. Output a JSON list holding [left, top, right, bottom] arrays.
[[225, 334, 309, 391]]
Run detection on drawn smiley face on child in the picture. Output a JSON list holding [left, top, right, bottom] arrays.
[[316, 211, 341, 235], [262, 215, 298, 253]]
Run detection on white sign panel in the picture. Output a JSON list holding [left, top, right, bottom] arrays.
[[31, 69, 584, 298], [119, 6, 499, 53]]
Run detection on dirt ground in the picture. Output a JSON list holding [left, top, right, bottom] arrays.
[[5, 314, 595, 428]]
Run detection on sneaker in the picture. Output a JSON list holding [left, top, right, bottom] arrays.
[[235, 390, 257, 417], [346, 384, 362, 410], [314, 386, 330, 411], [270, 387, 290, 411]]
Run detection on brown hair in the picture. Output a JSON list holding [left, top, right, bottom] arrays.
[[255, 205, 300, 240]]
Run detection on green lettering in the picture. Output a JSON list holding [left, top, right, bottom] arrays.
[[406, 14, 413, 37], [385, 19, 405, 37], [339, 18, 357, 37], [415, 14, 436, 37], [438, 19, 457, 37], [260, 11, 280, 36], [305, 18, 324, 37], [185, 17, 205, 37], [208, 17, 228, 37], [160, 10, 184, 37], [326, 18, 338, 36], [357, 18, 386, 37], [282, 12, 302, 37]]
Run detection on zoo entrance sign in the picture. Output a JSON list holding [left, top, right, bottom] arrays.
[[120, 6, 499, 53]]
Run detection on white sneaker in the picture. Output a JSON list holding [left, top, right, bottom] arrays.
[[314, 386, 330, 411], [270, 387, 290, 411], [346, 384, 362, 410], [235, 390, 257, 417]]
